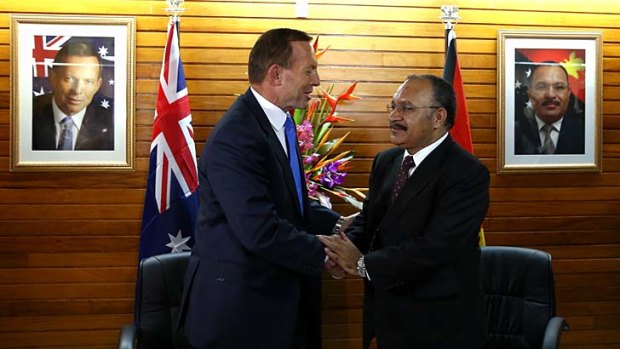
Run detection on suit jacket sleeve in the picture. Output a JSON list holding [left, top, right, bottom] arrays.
[[346, 152, 382, 253], [307, 200, 340, 235]]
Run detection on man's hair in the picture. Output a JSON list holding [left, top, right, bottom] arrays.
[[52, 40, 102, 77], [528, 61, 569, 86], [248, 28, 313, 84], [405, 74, 456, 130]]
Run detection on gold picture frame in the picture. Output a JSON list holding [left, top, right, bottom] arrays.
[[10, 14, 136, 171], [497, 30, 602, 173]]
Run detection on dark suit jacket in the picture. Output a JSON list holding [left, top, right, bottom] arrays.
[[32, 93, 114, 150], [514, 109, 585, 155], [179, 89, 339, 349], [347, 135, 489, 349]]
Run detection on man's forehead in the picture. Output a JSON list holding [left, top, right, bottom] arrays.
[[290, 41, 315, 60], [393, 79, 430, 100], [532, 65, 567, 81]]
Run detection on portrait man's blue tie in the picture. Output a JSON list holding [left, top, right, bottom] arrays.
[[57, 116, 74, 150], [284, 114, 304, 214]]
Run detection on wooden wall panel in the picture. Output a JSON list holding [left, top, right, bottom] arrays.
[[0, 0, 619, 347]]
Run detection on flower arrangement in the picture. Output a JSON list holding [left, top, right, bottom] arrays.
[[292, 37, 367, 210]]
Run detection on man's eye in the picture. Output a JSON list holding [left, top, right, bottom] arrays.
[[533, 83, 567, 92]]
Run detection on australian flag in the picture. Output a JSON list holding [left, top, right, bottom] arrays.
[[139, 19, 198, 261]]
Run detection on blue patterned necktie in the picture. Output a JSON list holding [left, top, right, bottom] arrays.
[[57, 116, 74, 150], [284, 114, 304, 214]]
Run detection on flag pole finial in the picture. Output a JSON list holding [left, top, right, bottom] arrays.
[[440, 5, 460, 30], [165, 0, 185, 22]]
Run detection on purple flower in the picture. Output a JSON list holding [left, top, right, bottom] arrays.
[[307, 181, 319, 197], [303, 153, 319, 165], [319, 161, 347, 189], [296, 120, 314, 153]]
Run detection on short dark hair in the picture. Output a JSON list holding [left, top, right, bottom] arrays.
[[248, 28, 313, 84], [405, 74, 456, 129], [528, 61, 569, 86], [52, 40, 102, 77]]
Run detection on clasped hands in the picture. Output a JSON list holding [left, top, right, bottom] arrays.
[[319, 213, 362, 279]]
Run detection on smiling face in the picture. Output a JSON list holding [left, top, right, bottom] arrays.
[[276, 41, 320, 110], [527, 64, 571, 124], [389, 78, 445, 154], [49, 55, 102, 116]]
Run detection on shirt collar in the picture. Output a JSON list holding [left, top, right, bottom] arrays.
[[534, 114, 563, 132], [250, 87, 288, 131], [52, 97, 86, 130], [404, 131, 449, 167]]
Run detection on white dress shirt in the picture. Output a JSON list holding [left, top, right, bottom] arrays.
[[250, 87, 289, 156]]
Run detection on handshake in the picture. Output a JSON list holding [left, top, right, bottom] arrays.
[[318, 213, 363, 280]]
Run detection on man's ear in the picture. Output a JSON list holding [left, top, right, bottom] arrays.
[[266, 64, 281, 86], [433, 107, 448, 128]]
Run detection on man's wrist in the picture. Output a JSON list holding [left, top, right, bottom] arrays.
[[331, 216, 345, 235], [356, 255, 367, 278]]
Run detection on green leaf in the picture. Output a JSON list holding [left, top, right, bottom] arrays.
[[318, 139, 337, 154], [314, 122, 332, 147], [342, 194, 363, 210], [293, 108, 305, 125]]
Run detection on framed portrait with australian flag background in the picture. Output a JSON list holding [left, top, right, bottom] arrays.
[[10, 15, 135, 171]]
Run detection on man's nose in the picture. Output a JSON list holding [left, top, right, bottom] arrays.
[[388, 110, 403, 121], [310, 71, 320, 87], [544, 86, 562, 97], [71, 80, 85, 93]]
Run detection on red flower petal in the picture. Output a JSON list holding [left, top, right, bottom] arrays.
[[315, 45, 331, 60], [322, 90, 338, 110], [312, 35, 319, 53], [306, 99, 320, 120], [324, 113, 353, 123]]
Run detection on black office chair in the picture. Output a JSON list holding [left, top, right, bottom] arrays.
[[480, 246, 569, 349], [118, 252, 192, 349]]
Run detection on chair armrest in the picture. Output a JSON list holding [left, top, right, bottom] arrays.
[[542, 317, 569, 349], [118, 324, 137, 349]]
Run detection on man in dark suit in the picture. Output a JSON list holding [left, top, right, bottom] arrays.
[[320, 74, 489, 349], [514, 62, 584, 154], [32, 41, 114, 150], [179, 28, 351, 349]]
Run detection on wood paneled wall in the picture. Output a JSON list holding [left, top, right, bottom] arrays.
[[1, 0, 619, 347]]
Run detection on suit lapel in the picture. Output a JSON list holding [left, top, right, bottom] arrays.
[[378, 151, 404, 208], [35, 95, 58, 150], [75, 109, 95, 150], [75, 104, 111, 150], [241, 90, 303, 216], [382, 136, 453, 225], [41, 107, 57, 149], [556, 115, 579, 153]]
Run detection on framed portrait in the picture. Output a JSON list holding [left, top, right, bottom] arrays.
[[10, 15, 135, 171], [497, 30, 602, 173]]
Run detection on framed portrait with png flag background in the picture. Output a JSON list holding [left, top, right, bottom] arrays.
[[10, 15, 135, 171], [497, 30, 602, 173]]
